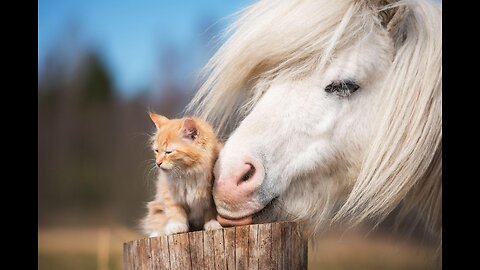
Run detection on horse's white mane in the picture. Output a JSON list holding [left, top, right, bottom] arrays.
[[186, 0, 442, 236]]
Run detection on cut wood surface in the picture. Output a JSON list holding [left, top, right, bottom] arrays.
[[123, 222, 307, 270]]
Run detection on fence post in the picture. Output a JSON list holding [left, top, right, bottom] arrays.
[[123, 221, 307, 270]]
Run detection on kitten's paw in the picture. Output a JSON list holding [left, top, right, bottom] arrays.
[[164, 221, 189, 235], [204, 219, 223, 231]]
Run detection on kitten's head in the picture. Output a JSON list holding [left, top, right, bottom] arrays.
[[149, 113, 218, 174]]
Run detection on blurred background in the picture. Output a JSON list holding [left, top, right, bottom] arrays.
[[38, 0, 441, 269]]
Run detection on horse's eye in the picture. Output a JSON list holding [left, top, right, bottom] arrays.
[[325, 80, 360, 97]]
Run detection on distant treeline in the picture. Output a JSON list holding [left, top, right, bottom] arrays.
[[38, 48, 193, 227]]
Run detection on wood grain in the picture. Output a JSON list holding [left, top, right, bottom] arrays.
[[203, 230, 215, 270], [188, 231, 204, 270], [234, 225, 249, 270], [223, 227, 236, 270], [257, 223, 272, 270], [123, 222, 307, 270], [247, 224, 259, 270]]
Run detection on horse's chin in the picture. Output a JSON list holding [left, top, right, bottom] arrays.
[[217, 197, 280, 226], [216, 214, 253, 226], [252, 196, 280, 223]]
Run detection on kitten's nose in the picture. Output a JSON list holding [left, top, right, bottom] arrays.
[[156, 162, 162, 167]]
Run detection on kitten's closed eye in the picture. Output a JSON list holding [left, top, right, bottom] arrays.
[[154, 149, 174, 154]]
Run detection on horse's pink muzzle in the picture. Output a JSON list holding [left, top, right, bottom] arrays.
[[213, 158, 265, 226]]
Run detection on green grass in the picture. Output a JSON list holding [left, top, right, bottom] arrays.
[[38, 252, 122, 270], [39, 226, 441, 270], [308, 256, 440, 270]]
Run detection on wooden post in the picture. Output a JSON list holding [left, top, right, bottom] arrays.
[[123, 222, 307, 270]]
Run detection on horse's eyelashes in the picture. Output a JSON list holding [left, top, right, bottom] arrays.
[[325, 80, 360, 97]]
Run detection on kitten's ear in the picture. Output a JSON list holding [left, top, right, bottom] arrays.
[[149, 113, 168, 129], [182, 118, 198, 141]]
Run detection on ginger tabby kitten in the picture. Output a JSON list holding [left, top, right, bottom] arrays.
[[141, 113, 222, 236]]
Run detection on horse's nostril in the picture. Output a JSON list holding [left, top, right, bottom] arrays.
[[240, 164, 256, 182]]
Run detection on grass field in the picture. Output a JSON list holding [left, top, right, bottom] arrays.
[[38, 226, 440, 270]]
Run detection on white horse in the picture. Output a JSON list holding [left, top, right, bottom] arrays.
[[187, 0, 442, 241]]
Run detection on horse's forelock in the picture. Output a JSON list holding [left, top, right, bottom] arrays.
[[185, 0, 379, 136]]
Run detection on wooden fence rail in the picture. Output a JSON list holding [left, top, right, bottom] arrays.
[[123, 221, 307, 270]]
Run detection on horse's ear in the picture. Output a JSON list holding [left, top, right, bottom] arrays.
[[380, 5, 408, 30], [149, 113, 169, 129], [182, 118, 199, 141], [377, 2, 409, 47]]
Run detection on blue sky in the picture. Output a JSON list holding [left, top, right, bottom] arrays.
[[39, 0, 441, 96], [38, 0, 253, 96]]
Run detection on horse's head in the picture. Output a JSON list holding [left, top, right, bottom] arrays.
[[214, 31, 393, 225], [189, 0, 442, 234]]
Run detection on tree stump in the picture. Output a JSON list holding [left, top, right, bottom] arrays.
[[123, 221, 307, 270]]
